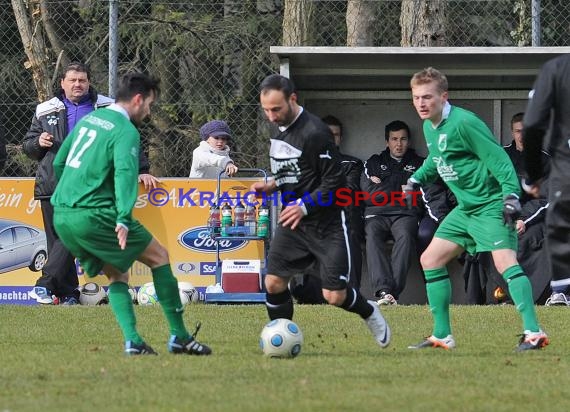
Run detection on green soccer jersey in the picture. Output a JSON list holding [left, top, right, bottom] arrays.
[[51, 106, 140, 228], [412, 103, 520, 213]]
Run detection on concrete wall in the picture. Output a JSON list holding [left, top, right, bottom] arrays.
[[306, 98, 528, 160]]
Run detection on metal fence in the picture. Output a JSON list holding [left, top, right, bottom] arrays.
[[1, 0, 569, 177]]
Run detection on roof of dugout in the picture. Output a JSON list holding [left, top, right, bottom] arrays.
[[270, 47, 570, 95]]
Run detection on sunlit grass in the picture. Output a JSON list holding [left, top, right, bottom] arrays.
[[0, 304, 567, 412]]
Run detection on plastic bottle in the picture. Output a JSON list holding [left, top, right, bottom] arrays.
[[234, 201, 245, 227], [244, 204, 257, 235], [257, 203, 270, 238], [208, 205, 221, 235], [221, 203, 233, 236]]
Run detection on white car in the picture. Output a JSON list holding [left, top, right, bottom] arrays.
[[0, 219, 48, 274]]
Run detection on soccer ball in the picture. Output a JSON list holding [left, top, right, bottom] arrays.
[[137, 282, 158, 305], [79, 282, 108, 306], [259, 318, 303, 358], [178, 281, 199, 305]]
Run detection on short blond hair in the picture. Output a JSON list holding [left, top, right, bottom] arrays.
[[410, 67, 448, 93]]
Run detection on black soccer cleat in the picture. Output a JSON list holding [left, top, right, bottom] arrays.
[[517, 330, 549, 352], [125, 341, 158, 356], [168, 321, 212, 355], [168, 335, 212, 355]]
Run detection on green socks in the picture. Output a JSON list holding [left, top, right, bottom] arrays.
[[108, 281, 143, 344], [503, 265, 540, 332], [424, 267, 452, 338], [152, 264, 190, 340]]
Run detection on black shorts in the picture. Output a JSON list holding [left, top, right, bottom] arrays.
[[267, 210, 350, 290]]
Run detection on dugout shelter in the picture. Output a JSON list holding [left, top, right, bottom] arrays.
[[270, 46, 570, 304]]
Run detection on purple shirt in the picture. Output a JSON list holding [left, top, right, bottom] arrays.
[[64, 93, 94, 133]]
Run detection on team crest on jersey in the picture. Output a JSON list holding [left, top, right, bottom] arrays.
[[47, 115, 58, 126], [432, 156, 458, 181], [438, 134, 447, 152]]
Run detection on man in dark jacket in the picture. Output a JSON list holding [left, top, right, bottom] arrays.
[[504, 112, 551, 303], [361, 120, 424, 305], [23, 62, 158, 305], [322, 115, 365, 289]]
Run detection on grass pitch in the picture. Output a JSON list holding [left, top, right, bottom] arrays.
[[1, 304, 568, 412]]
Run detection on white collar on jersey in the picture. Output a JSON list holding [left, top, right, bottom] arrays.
[[430, 101, 451, 129], [107, 103, 130, 120]]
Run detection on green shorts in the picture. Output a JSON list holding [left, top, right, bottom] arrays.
[[435, 206, 517, 255], [53, 207, 153, 277]]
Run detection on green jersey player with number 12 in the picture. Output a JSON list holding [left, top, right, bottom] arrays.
[[51, 72, 211, 356], [405, 67, 548, 352]]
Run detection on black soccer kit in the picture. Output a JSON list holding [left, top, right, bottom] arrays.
[[266, 109, 351, 290], [523, 54, 570, 287]]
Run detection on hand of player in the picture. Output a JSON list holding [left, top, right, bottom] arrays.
[[38, 132, 54, 148], [370, 176, 381, 184], [115, 224, 129, 250], [502, 195, 522, 226], [515, 219, 526, 235], [250, 179, 277, 195], [279, 204, 304, 230], [225, 163, 238, 177], [138, 173, 160, 191]]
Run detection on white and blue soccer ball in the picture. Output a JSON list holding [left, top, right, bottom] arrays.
[[259, 318, 303, 358], [137, 282, 158, 305], [79, 282, 108, 306], [178, 281, 199, 305]]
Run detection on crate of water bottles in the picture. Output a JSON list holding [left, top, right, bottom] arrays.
[[207, 200, 270, 238]]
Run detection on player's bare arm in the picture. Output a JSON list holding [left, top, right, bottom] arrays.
[[279, 205, 304, 230]]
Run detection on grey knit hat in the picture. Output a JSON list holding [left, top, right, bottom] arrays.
[[200, 120, 232, 140]]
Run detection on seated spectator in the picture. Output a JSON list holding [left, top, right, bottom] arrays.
[[361, 120, 424, 305], [504, 112, 551, 304], [190, 120, 238, 178]]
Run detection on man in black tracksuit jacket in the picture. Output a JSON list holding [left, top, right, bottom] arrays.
[[361, 120, 424, 305], [523, 54, 570, 305], [322, 115, 365, 289], [504, 112, 550, 302], [23, 62, 154, 305]]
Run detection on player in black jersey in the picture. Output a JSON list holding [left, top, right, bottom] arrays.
[[523, 54, 570, 306], [251, 74, 391, 348]]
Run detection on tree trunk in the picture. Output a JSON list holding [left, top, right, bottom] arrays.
[[282, 0, 313, 46], [400, 0, 447, 47], [39, 0, 69, 72], [11, 0, 52, 101], [346, 0, 376, 46]]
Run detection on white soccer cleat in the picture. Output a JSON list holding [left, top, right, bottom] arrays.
[[364, 300, 391, 348], [29, 286, 54, 305]]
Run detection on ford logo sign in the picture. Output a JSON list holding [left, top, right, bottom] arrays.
[[178, 226, 248, 253]]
